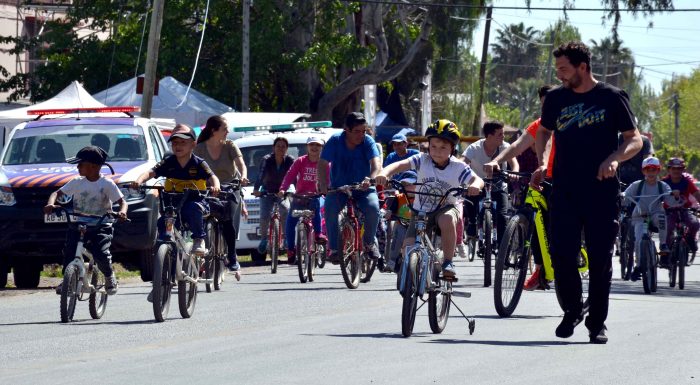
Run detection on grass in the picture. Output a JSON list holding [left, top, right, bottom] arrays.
[[41, 262, 140, 280]]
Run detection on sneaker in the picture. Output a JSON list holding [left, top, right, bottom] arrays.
[[555, 311, 584, 338], [456, 243, 468, 259], [441, 260, 457, 278], [327, 250, 341, 265], [105, 273, 118, 295], [228, 260, 241, 272], [659, 243, 670, 256], [364, 243, 380, 260], [192, 238, 207, 255], [287, 249, 296, 265], [630, 266, 641, 282], [55, 282, 62, 295], [523, 265, 545, 291], [589, 325, 608, 344], [147, 289, 154, 303], [257, 239, 268, 255]]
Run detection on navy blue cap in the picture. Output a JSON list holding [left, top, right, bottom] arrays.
[[391, 133, 408, 143], [66, 146, 108, 165]]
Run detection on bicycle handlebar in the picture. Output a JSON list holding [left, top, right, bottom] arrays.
[[388, 179, 468, 216], [51, 207, 129, 225]]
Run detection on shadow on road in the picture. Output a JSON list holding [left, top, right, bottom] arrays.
[[611, 279, 700, 298], [421, 338, 589, 346], [470, 314, 559, 320], [302, 332, 408, 339]]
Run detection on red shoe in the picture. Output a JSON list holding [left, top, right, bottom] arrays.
[[523, 266, 545, 291]]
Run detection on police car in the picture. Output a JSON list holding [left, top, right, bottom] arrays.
[[0, 106, 166, 288], [231, 122, 341, 263]]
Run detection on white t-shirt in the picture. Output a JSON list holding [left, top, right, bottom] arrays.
[[60, 176, 123, 219], [408, 153, 473, 212], [462, 138, 509, 179]]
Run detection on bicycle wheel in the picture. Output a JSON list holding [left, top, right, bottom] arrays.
[[204, 220, 216, 293], [340, 219, 360, 289], [296, 227, 309, 283], [360, 251, 377, 283], [401, 252, 419, 337], [428, 266, 451, 333], [494, 213, 530, 317], [270, 218, 280, 274], [214, 225, 226, 290], [308, 238, 316, 282], [316, 242, 326, 269], [483, 209, 493, 287], [88, 268, 108, 319], [178, 254, 198, 318], [152, 244, 173, 322], [622, 226, 635, 280], [60, 264, 80, 323], [670, 242, 679, 288], [384, 219, 394, 269], [641, 237, 656, 294], [467, 236, 476, 262], [678, 240, 687, 290], [619, 222, 629, 279]]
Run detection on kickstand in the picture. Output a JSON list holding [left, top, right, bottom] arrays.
[[450, 298, 476, 335]]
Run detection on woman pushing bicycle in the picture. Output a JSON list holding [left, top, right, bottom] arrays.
[[376, 119, 483, 278]]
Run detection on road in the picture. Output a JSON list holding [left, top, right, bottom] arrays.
[[0, 257, 699, 385]]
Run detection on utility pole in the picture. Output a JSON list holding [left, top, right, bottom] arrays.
[[241, 0, 250, 112], [673, 92, 680, 148], [545, 28, 556, 84], [472, 5, 492, 136], [602, 47, 609, 83], [141, 0, 165, 118]]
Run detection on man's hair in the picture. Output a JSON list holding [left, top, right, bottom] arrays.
[[482, 121, 504, 137], [553, 41, 592, 72], [273, 136, 289, 147], [538, 85, 552, 98]]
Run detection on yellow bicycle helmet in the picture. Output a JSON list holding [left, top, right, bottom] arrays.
[[426, 119, 460, 146]]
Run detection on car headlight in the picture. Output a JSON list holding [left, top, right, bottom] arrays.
[[120, 185, 146, 201], [0, 186, 16, 206]]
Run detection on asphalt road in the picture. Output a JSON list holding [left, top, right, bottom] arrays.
[[1, 256, 699, 385]]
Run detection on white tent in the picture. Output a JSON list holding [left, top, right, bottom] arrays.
[[93, 76, 233, 127]]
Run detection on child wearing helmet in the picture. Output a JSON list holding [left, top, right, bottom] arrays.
[[375, 119, 483, 278], [662, 157, 700, 255], [623, 157, 678, 280]]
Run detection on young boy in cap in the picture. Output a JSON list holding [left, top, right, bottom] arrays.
[[384, 133, 419, 172], [44, 146, 128, 295], [131, 124, 220, 256]]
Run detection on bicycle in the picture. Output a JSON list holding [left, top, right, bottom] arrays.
[[381, 189, 412, 280], [469, 174, 508, 287], [327, 183, 378, 289], [289, 193, 326, 283], [617, 194, 635, 281], [389, 180, 476, 337], [257, 192, 287, 274], [203, 181, 242, 292], [141, 186, 211, 322], [53, 209, 127, 323], [493, 170, 589, 318], [665, 207, 697, 290]]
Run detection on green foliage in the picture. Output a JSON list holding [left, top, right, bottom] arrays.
[[654, 143, 700, 177], [649, 69, 700, 155], [484, 102, 520, 128]]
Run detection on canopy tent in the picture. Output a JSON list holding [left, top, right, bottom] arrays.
[[93, 76, 233, 127], [374, 110, 417, 144]]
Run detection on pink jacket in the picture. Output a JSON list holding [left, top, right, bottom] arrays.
[[280, 155, 329, 195]]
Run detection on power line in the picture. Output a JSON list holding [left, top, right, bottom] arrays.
[[342, 0, 700, 11], [492, 11, 700, 32]]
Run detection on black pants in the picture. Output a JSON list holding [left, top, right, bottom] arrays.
[[209, 191, 242, 259], [62, 224, 114, 277], [465, 188, 509, 244], [549, 190, 618, 332]]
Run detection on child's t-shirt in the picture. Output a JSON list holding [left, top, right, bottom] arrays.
[[60, 176, 123, 219], [280, 155, 329, 195], [408, 153, 473, 212], [623, 180, 673, 216], [152, 154, 214, 192]]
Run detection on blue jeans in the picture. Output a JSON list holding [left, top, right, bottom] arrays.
[[259, 195, 289, 239], [158, 200, 208, 240], [286, 197, 322, 251], [324, 188, 379, 251]]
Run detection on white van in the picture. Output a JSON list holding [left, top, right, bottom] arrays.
[[232, 126, 342, 262]]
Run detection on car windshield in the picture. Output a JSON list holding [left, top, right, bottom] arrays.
[[240, 144, 307, 184], [3, 125, 147, 165]]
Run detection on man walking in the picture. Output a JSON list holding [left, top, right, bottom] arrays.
[[532, 42, 642, 344]]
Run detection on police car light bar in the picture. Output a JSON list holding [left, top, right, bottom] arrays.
[[233, 121, 332, 133], [27, 106, 141, 116]]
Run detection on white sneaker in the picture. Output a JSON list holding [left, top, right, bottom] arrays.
[[457, 243, 468, 259], [105, 273, 118, 295], [192, 238, 207, 255]]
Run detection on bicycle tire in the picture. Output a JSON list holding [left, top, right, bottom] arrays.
[[483, 209, 493, 287], [622, 226, 635, 280], [308, 237, 316, 282], [467, 236, 476, 262], [428, 267, 451, 333], [316, 243, 326, 269], [60, 264, 79, 323], [384, 219, 394, 269], [641, 237, 656, 294], [340, 219, 360, 289], [619, 221, 629, 279], [493, 213, 529, 317], [152, 243, 173, 322], [670, 242, 679, 288], [178, 254, 198, 318], [88, 268, 108, 319], [678, 240, 687, 290], [401, 257, 418, 337], [214, 224, 226, 290], [360, 251, 377, 283], [296, 227, 309, 283], [270, 218, 280, 274], [204, 220, 216, 293]]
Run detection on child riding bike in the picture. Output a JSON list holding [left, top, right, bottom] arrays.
[[44, 146, 128, 295], [376, 119, 483, 278]]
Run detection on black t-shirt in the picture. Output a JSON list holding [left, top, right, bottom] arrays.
[[541, 82, 636, 196], [152, 154, 214, 192], [617, 135, 653, 186]]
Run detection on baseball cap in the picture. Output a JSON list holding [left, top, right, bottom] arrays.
[[66, 146, 108, 165], [642, 157, 661, 169], [306, 136, 325, 145], [345, 112, 367, 128], [391, 133, 408, 143], [168, 124, 196, 142], [397, 170, 418, 184]]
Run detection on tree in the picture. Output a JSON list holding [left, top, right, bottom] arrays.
[[589, 37, 634, 89]]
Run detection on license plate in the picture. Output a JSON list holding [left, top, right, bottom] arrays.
[[44, 212, 68, 223]]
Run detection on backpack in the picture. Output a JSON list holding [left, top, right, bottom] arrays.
[[634, 180, 663, 203]]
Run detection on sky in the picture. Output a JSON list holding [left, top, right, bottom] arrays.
[[470, 0, 700, 93]]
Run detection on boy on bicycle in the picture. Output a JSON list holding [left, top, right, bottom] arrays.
[[623, 157, 676, 281], [376, 119, 483, 278], [44, 146, 128, 295], [131, 124, 220, 256]]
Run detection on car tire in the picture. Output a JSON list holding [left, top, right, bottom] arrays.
[[0, 259, 9, 288], [13, 260, 41, 289]]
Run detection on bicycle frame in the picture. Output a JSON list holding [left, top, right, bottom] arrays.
[[399, 212, 439, 298]]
